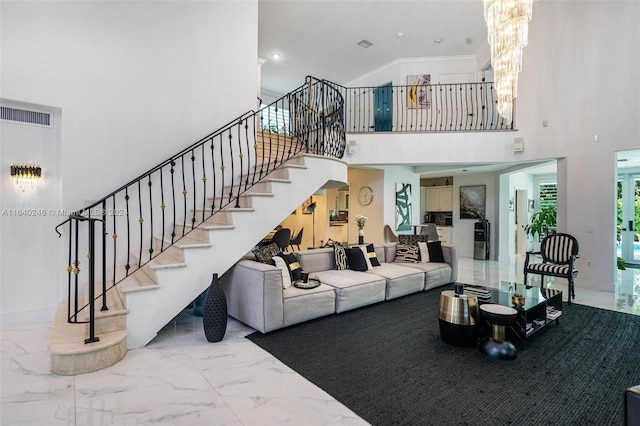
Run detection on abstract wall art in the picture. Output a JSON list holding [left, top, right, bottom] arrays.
[[395, 183, 412, 231], [459, 185, 486, 219]]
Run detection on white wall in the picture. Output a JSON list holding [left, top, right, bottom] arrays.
[[0, 1, 259, 324], [345, 1, 639, 291], [517, 1, 639, 291], [1, 102, 63, 324], [348, 168, 385, 244], [346, 56, 480, 87]]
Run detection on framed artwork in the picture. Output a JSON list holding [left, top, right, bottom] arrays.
[[459, 185, 486, 219], [302, 196, 313, 214], [395, 183, 412, 231], [407, 74, 431, 108]]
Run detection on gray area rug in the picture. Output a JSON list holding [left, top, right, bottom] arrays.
[[247, 285, 640, 425]]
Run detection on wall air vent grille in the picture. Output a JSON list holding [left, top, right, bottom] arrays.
[[1, 106, 51, 127]]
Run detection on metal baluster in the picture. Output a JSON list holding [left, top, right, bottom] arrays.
[[159, 167, 166, 252], [210, 139, 217, 213], [124, 187, 131, 274], [201, 144, 207, 224], [85, 217, 99, 343], [242, 119, 251, 190], [73, 218, 80, 322], [101, 199, 108, 312], [190, 150, 196, 229], [111, 195, 118, 284], [148, 176, 154, 260], [170, 160, 176, 243], [181, 155, 187, 235], [137, 180, 143, 267]]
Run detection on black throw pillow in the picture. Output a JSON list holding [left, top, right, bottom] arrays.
[[365, 244, 381, 266], [344, 247, 369, 272], [427, 241, 445, 263], [278, 252, 303, 281]]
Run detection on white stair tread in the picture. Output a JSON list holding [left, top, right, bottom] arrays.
[[88, 283, 128, 318], [117, 269, 159, 294], [156, 234, 211, 249], [49, 302, 128, 356]]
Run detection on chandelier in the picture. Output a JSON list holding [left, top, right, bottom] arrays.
[[483, 0, 533, 124]]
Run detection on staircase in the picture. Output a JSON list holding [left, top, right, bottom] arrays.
[[49, 77, 347, 375]]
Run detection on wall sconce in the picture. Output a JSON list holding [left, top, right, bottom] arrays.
[[10, 163, 42, 192]]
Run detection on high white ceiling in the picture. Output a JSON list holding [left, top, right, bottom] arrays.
[[259, 0, 488, 96], [258, 1, 640, 178]]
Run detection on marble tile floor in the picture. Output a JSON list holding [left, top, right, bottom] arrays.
[[2, 257, 638, 426]]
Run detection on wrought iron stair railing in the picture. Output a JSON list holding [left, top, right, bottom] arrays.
[[55, 76, 346, 344]]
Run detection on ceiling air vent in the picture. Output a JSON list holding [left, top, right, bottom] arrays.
[[1, 106, 51, 127], [357, 39, 373, 48]]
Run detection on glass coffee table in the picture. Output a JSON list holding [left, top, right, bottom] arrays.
[[461, 281, 563, 349]]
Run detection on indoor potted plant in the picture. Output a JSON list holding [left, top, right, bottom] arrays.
[[524, 205, 557, 242]]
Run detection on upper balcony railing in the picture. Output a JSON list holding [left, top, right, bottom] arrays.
[[338, 82, 514, 133]]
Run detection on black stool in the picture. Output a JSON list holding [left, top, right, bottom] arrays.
[[479, 304, 518, 360]]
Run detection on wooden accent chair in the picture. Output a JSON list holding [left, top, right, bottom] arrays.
[[524, 233, 579, 304]]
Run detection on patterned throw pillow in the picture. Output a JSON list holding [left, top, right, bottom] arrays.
[[345, 247, 369, 272], [278, 252, 303, 281], [365, 243, 381, 266], [398, 235, 428, 245], [427, 241, 445, 263], [253, 243, 280, 264], [394, 243, 420, 263], [334, 244, 348, 270]]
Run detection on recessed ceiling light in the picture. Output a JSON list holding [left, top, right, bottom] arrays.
[[357, 39, 373, 48], [434, 37, 444, 44], [270, 53, 281, 61], [397, 32, 404, 38]]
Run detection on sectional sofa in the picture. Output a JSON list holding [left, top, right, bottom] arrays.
[[220, 242, 458, 333]]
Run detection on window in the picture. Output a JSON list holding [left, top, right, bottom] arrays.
[[539, 183, 557, 209], [259, 104, 290, 135], [536, 177, 557, 210]]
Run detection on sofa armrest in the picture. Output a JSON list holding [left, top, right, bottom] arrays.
[[220, 259, 284, 333], [626, 385, 640, 426], [441, 245, 458, 283]]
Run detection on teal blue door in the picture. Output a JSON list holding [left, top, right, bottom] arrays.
[[374, 82, 393, 131]]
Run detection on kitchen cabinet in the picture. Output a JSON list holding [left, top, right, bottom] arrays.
[[436, 226, 453, 246], [425, 187, 453, 212]]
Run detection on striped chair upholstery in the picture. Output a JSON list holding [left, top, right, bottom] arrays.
[[524, 233, 579, 304]]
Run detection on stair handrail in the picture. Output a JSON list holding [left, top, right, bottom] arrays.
[[55, 76, 345, 343]]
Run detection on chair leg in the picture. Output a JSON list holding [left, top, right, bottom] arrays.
[[569, 277, 575, 303]]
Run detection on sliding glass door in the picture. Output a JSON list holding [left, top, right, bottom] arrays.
[[617, 171, 639, 265]]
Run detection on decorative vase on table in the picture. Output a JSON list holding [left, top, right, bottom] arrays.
[[358, 229, 364, 245], [202, 273, 227, 342]]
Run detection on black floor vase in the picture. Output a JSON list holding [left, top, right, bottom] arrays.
[[202, 273, 227, 342]]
